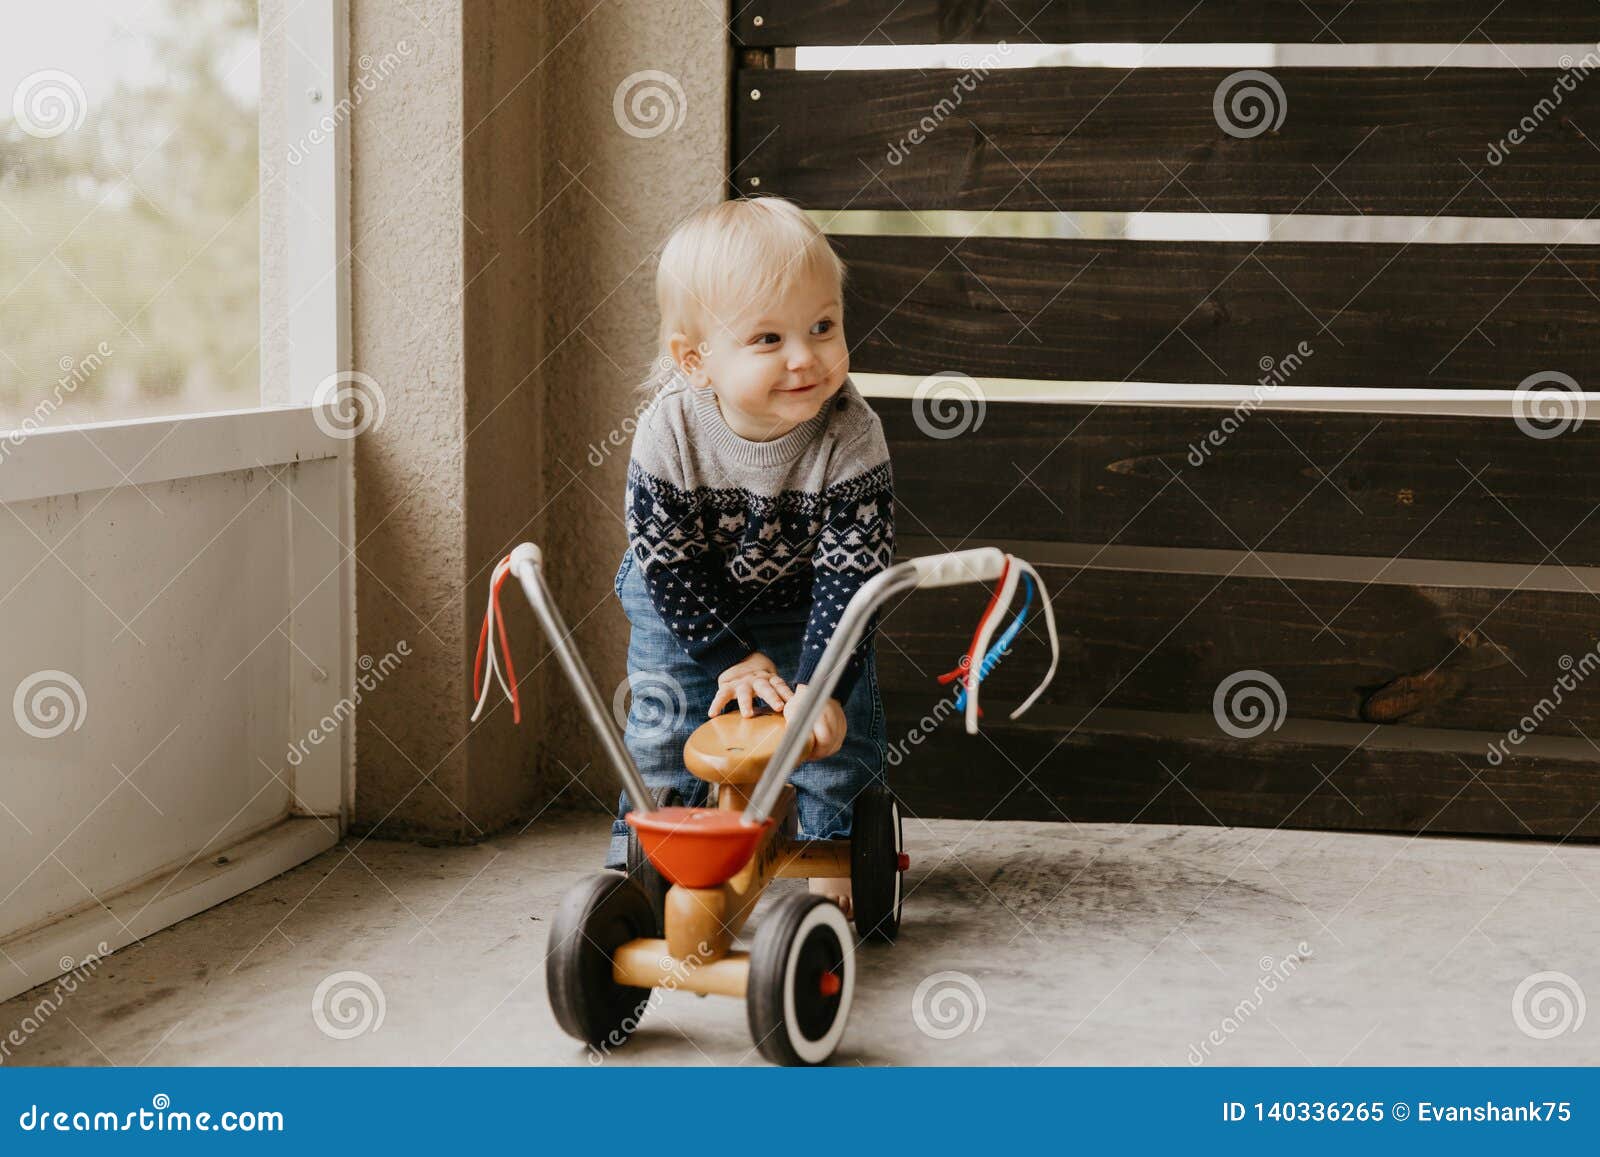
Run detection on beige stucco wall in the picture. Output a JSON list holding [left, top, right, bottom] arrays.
[[316, 0, 728, 840], [531, 2, 731, 821], [346, 0, 474, 840]]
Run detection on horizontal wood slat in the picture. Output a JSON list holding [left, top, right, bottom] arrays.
[[878, 697, 1600, 839], [870, 399, 1600, 566], [737, 3, 1600, 46], [875, 564, 1600, 737], [835, 235, 1600, 388], [734, 68, 1600, 217]]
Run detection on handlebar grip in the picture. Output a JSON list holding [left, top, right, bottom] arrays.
[[906, 547, 1006, 588], [509, 542, 542, 574]]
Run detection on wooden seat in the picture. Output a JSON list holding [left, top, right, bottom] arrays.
[[684, 712, 808, 786]]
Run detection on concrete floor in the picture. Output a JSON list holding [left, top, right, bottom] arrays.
[[1, 810, 1594, 1066]]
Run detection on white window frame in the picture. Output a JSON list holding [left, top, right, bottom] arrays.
[[282, 0, 352, 417], [279, 0, 354, 819]]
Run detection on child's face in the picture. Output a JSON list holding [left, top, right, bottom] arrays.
[[675, 270, 848, 441]]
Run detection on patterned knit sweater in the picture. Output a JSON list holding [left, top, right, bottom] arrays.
[[624, 376, 894, 701]]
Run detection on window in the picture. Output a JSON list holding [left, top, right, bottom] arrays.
[[0, 0, 260, 429]]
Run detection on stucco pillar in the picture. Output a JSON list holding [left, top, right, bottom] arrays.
[[348, 0, 543, 840], [346, 1, 726, 841], [529, 2, 731, 816]]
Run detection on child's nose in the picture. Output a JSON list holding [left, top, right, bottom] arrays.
[[787, 341, 817, 369]]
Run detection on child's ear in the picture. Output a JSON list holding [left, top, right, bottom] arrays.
[[668, 331, 712, 389]]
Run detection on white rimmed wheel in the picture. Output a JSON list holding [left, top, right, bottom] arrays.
[[747, 892, 856, 1066], [850, 784, 904, 944], [625, 785, 682, 934], [546, 872, 655, 1049]]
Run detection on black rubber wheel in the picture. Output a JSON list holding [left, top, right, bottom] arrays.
[[545, 872, 656, 1050], [850, 784, 904, 944], [746, 892, 856, 1065], [625, 785, 682, 934]]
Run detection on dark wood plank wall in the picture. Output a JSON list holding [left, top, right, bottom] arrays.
[[880, 707, 1600, 840], [736, 3, 1600, 46], [867, 403, 1600, 838], [878, 554, 1600, 736], [879, 402, 1600, 565], [732, 14, 1600, 838], [830, 236, 1600, 389], [735, 68, 1600, 217]]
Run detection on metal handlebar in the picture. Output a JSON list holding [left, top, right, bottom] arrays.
[[739, 546, 1009, 826], [507, 543, 656, 816], [505, 541, 1027, 830]]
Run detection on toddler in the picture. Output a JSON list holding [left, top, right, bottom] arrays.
[[603, 196, 893, 917]]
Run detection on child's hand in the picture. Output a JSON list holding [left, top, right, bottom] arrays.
[[709, 651, 793, 717], [785, 683, 846, 760]]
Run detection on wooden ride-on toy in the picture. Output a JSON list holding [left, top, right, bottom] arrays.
[[499, 542, 1057, 1065]]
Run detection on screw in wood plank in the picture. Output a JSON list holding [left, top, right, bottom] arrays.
[[749, 177, 761, 187], [750, 89, 761, 100], [753, 15, 764, 27]]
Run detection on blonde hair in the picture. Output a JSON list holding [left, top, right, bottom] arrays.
[[646, 197, 846, 390]]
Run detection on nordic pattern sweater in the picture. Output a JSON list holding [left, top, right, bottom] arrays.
[[623, 376, 895, 702]]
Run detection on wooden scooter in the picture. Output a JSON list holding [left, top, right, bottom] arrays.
[[502, 542, 1053, 1065]]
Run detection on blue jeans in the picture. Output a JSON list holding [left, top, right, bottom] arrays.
[[604, 551, 887, 871]]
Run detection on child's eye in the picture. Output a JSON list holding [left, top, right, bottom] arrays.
[[812, 319, 835, 335], [751, 332, 780, 346]]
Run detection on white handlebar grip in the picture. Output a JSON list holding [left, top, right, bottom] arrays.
[[509, 542, 542, 575], [908, 547, 1006, 588]]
